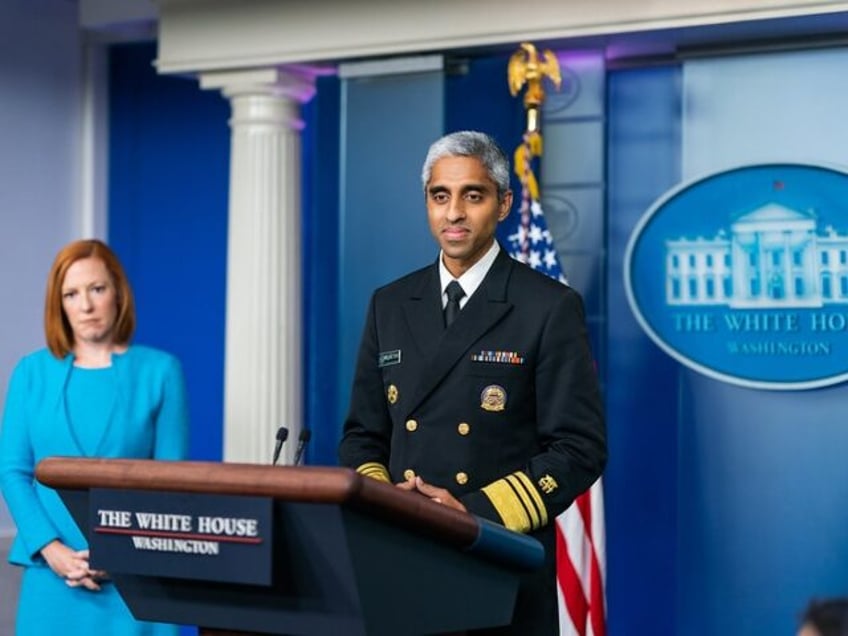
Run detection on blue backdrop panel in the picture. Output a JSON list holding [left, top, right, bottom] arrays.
[[445, 53, 525, 173], [335, 70, 444, 434], [606, 65, 681, 636], [302, 75, 340, 466], [537, 52, 607, 383], [678, 48, 848, 635], [679, 372, 848, 635], [108, 42, 230, 462]]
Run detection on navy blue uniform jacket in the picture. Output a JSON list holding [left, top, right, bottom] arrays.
[[339, 247, 606, 635]]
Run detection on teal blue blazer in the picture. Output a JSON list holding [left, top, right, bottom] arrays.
[[0, 346, 189, 567]]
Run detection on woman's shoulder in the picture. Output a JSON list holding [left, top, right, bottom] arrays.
[[113, 347, 185, 390], [14, 347, 65, 372], [5, 348, 66, 392], [121, 344, 182, 370]]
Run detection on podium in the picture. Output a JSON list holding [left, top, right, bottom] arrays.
[[36, 457, 543, 636]]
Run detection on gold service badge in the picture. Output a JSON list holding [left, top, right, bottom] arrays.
[[480, 385, 507, 412]]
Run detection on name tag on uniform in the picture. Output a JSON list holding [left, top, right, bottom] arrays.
[[378, 350, 402, 367]]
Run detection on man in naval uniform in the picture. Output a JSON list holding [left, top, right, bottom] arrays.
[[338, 130, 607, 636]]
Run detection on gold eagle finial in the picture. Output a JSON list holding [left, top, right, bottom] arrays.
[[508, 43, 562, 198], [508, 42, 562, 119]]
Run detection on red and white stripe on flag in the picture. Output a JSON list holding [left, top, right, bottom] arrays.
[[556, 478, 606, 636]]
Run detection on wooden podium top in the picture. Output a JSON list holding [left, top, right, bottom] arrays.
[[36, 457, 479, 548]]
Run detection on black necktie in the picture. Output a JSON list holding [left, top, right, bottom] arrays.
[[444, 280, 465, 327]]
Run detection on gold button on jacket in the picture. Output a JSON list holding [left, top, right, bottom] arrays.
[[405, 419, 418, 432], [403, 469, 416, 481], [455, 472, 468, 485], [457, 422, 470, 435]]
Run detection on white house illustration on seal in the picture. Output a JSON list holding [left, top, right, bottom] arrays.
[[665, 202, 848, 308]]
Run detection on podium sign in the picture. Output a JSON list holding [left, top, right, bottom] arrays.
[[89, 488, 273, 585], [37, 458, 544, 635]]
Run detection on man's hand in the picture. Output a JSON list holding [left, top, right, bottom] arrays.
[[397, 476, 467, 512]]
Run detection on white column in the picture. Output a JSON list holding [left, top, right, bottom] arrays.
[[200, 68, 315, 464]]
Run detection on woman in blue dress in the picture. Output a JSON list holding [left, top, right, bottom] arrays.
[[0, 239, 189, 635]]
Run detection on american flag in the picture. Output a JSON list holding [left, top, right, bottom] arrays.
[[505, 134, 607, 636], [505, 198, 567, 284]]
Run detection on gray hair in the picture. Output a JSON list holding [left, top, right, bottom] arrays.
[[421, 131, 511, 201]]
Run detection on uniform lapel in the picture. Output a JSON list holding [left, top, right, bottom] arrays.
[[406, 249, 515, 413], [401, 261, 445, 358]]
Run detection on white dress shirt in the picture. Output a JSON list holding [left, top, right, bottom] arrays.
[[438, 240, 500, 310]]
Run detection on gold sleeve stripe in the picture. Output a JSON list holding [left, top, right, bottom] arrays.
[[508, 472, 549, 528], [482, 477, 532, 533], [504, 474, 540, 529], [356, 462, 391, 483]]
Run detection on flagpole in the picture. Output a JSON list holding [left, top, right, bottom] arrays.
[[506, 42, 566, 282], [507, 43, 560, 263], [506, 44, 607, 636]]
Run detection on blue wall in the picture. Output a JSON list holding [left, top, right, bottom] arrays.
[[606, 64, 682, 636], [445, 54, 526, 174], [302, 75, 340, 466], [108, 42, 229, 462]]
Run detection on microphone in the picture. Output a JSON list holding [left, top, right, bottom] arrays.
[[293, 429, 312, 466], [272, 426, 289, 466]]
